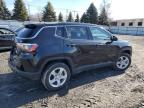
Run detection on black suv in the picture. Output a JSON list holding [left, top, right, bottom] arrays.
[[9, 22, 132, 90]]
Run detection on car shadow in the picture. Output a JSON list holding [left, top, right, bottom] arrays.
[[0, 67, 125, 108]]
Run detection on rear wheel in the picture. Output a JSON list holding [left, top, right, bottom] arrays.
[[114, 53, 131, 71], [41, 63, 71, 91]]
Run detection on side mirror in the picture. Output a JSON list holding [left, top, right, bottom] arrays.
[[111, 35, 118, 41]]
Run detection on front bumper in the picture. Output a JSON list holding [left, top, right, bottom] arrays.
[[8, 59, 41, 80]]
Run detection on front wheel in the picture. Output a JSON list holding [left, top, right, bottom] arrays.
[[114, 53, 131, 71], [41, 63, 71, 91]]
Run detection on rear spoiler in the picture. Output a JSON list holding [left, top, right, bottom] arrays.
[[25, 24, 37, 29]]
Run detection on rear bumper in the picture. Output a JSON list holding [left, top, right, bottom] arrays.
[[8, 59, 41, 80]]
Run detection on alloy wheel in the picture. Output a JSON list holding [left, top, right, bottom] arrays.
[[48, 67, 68, 88], [116, 56, 130, 70]]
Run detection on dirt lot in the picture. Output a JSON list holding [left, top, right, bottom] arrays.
[[0, 35, 144, 108]]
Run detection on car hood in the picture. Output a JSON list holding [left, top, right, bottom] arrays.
[[112, 39, 132, 48]]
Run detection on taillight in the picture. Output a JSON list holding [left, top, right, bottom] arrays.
[[16, 43, 38, 53]]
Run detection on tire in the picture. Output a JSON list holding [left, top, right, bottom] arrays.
[[113, 53, 131, 71], [41, 63, 71, 91]]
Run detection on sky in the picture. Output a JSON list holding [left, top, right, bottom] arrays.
[[4, 0, 144, 20]]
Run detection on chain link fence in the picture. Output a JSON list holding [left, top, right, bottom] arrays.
[[106, 26, 144, 36]]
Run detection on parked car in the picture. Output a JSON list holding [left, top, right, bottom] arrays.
[[8, 22, 132, 91], [0, 28, 16, 52]]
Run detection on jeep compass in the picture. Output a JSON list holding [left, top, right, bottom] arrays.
[[9, 22, 132, 90]]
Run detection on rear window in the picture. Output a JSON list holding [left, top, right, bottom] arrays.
[[17, 28, 34, 38], [17, 24, 37, 38]]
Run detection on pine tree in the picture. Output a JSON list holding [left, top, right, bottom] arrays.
[[3, 7, 11, 20], [80, 13, 86, 23], [42, 2, 56, 22], [58, 12, 63, 22], [67, 12, 74, 22], [12, 0, 28, 21], [80, 12, 89, 23], [75, 14, 80, 22], [0, 0, 11, 20], [86, 3, 98, 24], [98, 7, 108, 25]]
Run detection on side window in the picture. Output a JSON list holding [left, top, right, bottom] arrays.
[[66, 26, 89, 39], [90, 27, 111, 40], [56, 27, 64, 37], [38, 27, 55, 37]]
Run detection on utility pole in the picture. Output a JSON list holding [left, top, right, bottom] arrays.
[[66, 9, 69, 21], [25, 0, 31, 21], [37, 6, 42, 22], [27, 4, 31, 21], [73, 10, 77, 19]]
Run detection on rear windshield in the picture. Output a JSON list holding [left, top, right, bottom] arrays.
[[17, 28, 35, 38]]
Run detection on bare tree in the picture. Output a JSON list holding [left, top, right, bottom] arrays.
[[99, 0, 111, 25]]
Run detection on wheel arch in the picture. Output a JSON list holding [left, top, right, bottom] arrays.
[[39, 57, 74, 75], [120, 46, 132, 56]]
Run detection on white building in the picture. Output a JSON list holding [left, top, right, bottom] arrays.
[[110, 18, 144, 27]]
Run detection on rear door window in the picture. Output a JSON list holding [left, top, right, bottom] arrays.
[[66, 26, 89, 39], [38, 27, 56, 37]]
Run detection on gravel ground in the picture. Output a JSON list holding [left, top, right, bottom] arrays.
[[0, 35, 144, 108]]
